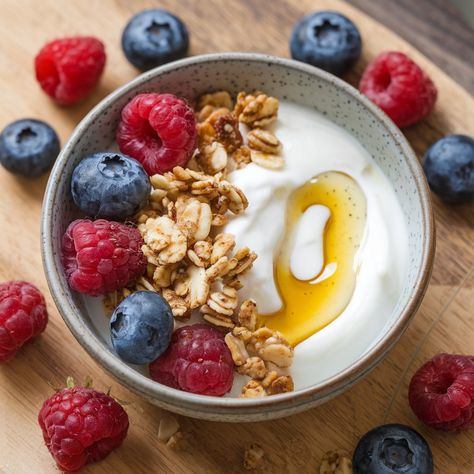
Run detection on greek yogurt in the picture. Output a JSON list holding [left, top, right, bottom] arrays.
[[226, 101, 408, 390]]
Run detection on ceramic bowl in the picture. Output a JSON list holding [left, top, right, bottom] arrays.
[[41, 53, 434, 422]]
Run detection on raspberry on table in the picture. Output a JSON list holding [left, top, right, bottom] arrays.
[[0, 281, 48, 362], [38, 383, 129, 472], [409, 353, 474, 431], [35, 36, 106, 106], [359, 51, 437, 127], [116, 93, 197, 175], [61, 219, 146, 296], [149, 324, 234, 396]]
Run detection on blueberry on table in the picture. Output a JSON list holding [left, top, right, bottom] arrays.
[[110, 291, 174, 365], [423, 134, 474, 203], [290, 11, 361, 76], [0, 119, 60, 176], [121, 9, 189, 71], [71, 152, 151, 220], [353, 424, 433, 474]]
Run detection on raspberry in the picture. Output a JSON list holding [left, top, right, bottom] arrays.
[[149, 324, 234, 396], [61, 219, 146, 296], [35, 36, 106, 106], [409, 353, 474, 431], [359, 51, 437, 127], [38, 383, 129, 472], [116, 93, 197, 175], [0, 281, 48, 362]]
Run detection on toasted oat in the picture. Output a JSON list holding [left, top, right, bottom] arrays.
[[237, 357, 266, 379], [202, 313, 235, 329], [231, 145, 252, 169], [207, 286, 238, 316], [319, 451, 353, 474], [166, 431, 185, 450], [250, 150, 285, 170], [241, 380, 266, 398], [198, 141, 228, 174], [247, 128, 282, 154], [243, 444, 265, 470], [162, 288, 189, 319], [158, 414, 180, 443], [225, 333, 249, 365], [175, 196, 212, 243], [197, 90, 233, 111], [235, 92, 279, 128], [266, 375, 294, 395], [213, 113, 243, 153], [185, 265, 210, 309], [210, 233, 235, 263], [238, 299, 257, 330], [140, 216, 187, 265]]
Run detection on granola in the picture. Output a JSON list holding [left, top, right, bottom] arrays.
[[103, 89, 295, 398], [319, 451, 353, 474]]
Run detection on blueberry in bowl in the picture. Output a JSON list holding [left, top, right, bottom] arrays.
[[121, 9, 189, 71], [290, 11, 361, 76], [110, 291, 174, 365], [423, 134, 474, 203], [0, 118, 60, 176], [71, 152, 151, 220]]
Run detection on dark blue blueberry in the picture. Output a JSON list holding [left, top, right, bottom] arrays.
[[0, 119, 60, 176], [110, 291, 174, 365], [290, 11, 361, 76], [121, 9, 189, 71], [353, 424, 433, 474], [423, 134, 474, 203], [71, 152, 151, 220]]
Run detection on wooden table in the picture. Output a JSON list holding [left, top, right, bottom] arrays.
[[0, 1, 473, 473]]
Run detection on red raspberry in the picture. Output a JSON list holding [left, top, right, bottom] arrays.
[[35, 36, 106, 106], [150, 324, 234, 396], [38, 384, 129, 472], [61, 219, 146, 296], [116, 93, 197, 175], [0, 281, 48, 362], [409, 353, 474, 431], [359, 51, 437, 127]]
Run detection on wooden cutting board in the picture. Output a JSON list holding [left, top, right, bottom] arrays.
[[0, 0, 473, 472]]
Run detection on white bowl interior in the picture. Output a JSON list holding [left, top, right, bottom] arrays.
[[44, 55, 428, 419]]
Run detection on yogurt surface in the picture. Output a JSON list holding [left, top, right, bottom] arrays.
[[225, 101, 408, 389]]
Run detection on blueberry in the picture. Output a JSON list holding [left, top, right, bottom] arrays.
[[353, 424, 433, 474], [110, 291, 174, 365], [423, 134, 474, 203], [0, 119, 60, 176], [121, 9, 189, 71], [71, 152, 151, 220], [290, 11, 362, 76]]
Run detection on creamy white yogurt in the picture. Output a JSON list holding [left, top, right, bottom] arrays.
[[290, 204, 330, 281], [226, 101, 408, 389]]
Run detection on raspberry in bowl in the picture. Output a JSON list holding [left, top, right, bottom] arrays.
[[41, 53, 434, 421]]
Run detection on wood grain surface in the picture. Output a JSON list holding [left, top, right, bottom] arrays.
[[0, 1, 473, 473]]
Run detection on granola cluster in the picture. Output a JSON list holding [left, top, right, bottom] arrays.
[[104, 90, 294, 398], [195, 90, 284, 171], [225, 299, 294, 397]]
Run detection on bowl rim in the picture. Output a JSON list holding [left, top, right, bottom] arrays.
[[41, 52, 435, 417]]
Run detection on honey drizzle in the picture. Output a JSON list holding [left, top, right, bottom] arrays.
[[258, 171, 367, 346]]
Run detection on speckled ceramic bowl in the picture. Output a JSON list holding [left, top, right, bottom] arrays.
[[41, 53, 434, 422]]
